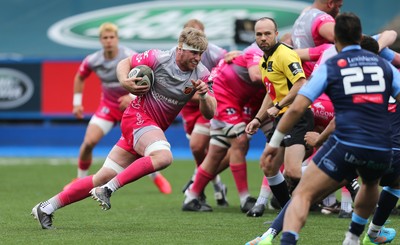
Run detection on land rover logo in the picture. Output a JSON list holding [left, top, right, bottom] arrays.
[[0, 68, 34, 109], [48, 0, 308, 51]]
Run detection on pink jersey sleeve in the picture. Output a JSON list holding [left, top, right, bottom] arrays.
[[311, 13, 335, 46], [77, 56, 92, 78], [130, 49, 158, 69], [244, 47, 263, 68]]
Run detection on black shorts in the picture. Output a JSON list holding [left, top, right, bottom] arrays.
[[313, 136, 392, 183], [267, 108, 314, 147]]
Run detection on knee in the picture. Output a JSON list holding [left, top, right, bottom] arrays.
[[190, 142, 206, 156], [151, 150, 173, 170], [82, 139, 97, 150]]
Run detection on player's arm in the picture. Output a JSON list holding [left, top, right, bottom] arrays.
[[296, 43, 332, 61], [224, 50, 242, 63], [72, 73, 86, 119], [192, 79, 216, 120], [268, 76, 306, 120], [279, 33, 292, 46], [318, 22, 335, 43], [305, 117, 335, 147], [117, 57, 149, 96], [391, 65, 400, 102], [248, 65, 262, 84], [376, 30, 397, 52], [245, 89, 273, 135]]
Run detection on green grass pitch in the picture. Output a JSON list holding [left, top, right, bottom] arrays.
[[0, 158, 398, 245]]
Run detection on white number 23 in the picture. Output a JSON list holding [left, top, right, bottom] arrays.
[[341, 66, 385, 95]]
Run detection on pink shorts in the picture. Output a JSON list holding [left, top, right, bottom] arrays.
[[116, 106, 158, 156], [311, 94, 334, 132], [181, 102, 209, 135], [94, 99, 124, 123]]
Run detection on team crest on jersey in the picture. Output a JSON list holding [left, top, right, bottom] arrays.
[[183, 86, 193, 94], [288, 62, 303, 75]]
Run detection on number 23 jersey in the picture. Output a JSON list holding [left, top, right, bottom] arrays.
[[299, 45, 400, 149]]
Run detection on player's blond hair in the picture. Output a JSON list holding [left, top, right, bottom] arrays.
[[183, 19, 205, 32], [178, 27, 208, 51], [99, 22, 118, 36]]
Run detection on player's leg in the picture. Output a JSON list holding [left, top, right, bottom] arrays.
[[362, 154, 400, 244], [247, 176, 272, 217], [32, 145, 137, 229], [260, 145, 287, 207], [228, 126, 255, 212], [344, 149, 392, 245], [63, 116, 113, 190], [281, 160, 342, 244], [91, 126, 173, 210], [183, 121, 244, 212], [78, 118, 109, 176], [182, 142, 228, 211]]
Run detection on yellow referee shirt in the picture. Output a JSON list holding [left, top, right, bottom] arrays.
[[259, 42, 306, 114]]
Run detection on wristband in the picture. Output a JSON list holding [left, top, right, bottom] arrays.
[[73, 93, 82, 106], [199, 93, 208, 100], [268, 130, 285, 148], [274, 102, 283, 110], [254, 117, 262, 124]]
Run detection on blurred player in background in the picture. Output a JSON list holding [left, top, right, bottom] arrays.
[[291, 0, 343, 77], [182, 40, 265, 212], [64, 22, 172, 194], [180, 19, 229, 207]]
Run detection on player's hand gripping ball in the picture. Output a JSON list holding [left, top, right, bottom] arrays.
[[128, 65, 154, 87]]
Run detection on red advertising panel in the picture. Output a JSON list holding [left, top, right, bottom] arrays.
[[42, 61, 101, 114]]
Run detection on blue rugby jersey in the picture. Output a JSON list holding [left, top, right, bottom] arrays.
[[299, 45, 400, 150]]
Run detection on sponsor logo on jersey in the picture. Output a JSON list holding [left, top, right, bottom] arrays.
[[337, 59, 348, 67], [0, 68, 34, 109], [47, 1, 308, 51]]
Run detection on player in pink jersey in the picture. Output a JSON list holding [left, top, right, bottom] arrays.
[[31, 27, 215, 229], [291, 0, 343, 77], [64, 22, 171, 195], [182, 41, 265, 212]]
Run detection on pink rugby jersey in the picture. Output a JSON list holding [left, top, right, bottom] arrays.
[[211, 42, 264, 110]]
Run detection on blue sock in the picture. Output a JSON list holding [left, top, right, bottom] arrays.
[[349, 212, 368, 236], [269, 200, 291, 237], [280, 231, 299, 245]]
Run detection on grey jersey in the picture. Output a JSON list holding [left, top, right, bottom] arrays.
[[79, 46, 135, 106], [291, 8, 326, 49], [201, 43, 227, 71]]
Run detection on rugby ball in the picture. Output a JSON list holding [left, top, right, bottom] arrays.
[[128, 65, 154, 86]]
